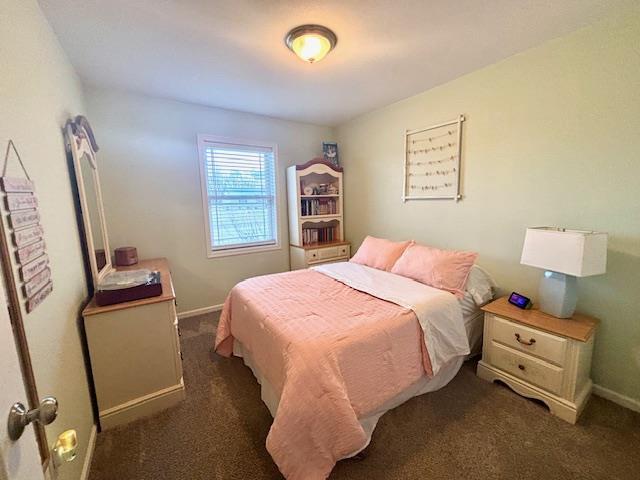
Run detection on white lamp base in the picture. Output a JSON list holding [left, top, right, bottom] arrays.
[[539, 271, 577, 318]]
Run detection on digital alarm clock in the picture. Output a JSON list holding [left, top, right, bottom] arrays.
[[508, 292, 532, 309]]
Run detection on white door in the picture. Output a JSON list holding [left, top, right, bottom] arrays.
[[0, 274, 43, 480]]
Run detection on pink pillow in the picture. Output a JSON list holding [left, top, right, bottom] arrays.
[[391, 244, 478, 298], [350, 236, 413, 272]]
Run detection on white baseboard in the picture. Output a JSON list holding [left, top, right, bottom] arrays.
[[99, 382, 186, 430], [177, 304, 223, 319], [80, 423, 97, 480], [593, 384, 640, 413]]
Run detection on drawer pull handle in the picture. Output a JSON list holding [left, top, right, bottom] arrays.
[[518, 364, 526, 371], [514, 333, 536, 346]]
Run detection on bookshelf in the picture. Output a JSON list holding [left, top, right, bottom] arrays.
[[287, 158, 350, 270]]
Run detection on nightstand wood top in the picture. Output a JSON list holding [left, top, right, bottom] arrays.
[[481, 296, 598, 342]]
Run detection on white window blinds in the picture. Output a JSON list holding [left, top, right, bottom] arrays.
[[199, 138, 278, 253]]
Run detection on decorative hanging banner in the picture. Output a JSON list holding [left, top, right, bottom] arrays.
[[1, 140, 52, 313], [16, 239, 46, 265], [6, 193, 39, 211], [24, 267, 51, 298], [9, 210, 40, 229], [26, 281, 52, 313], [1, 177, 34, 193], [13, 224, 44, 248], [21, 254, 49, 282]]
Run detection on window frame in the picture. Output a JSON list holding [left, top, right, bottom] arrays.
[[197, 134, 282, 258]]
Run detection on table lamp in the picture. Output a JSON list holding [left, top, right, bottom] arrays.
[[520, 227, 607, 318]]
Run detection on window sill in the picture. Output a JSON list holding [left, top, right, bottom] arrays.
[[206, 243, 282, 259]]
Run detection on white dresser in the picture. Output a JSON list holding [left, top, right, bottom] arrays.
[[477, 297, 597, 424], [83, 258, 185, 429]]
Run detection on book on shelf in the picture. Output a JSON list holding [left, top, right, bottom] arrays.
[[301, 198, 337, 216], [302, 226, 338, 245]]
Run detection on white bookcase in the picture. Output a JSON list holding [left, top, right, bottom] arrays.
[[286, 158, 350, 270]]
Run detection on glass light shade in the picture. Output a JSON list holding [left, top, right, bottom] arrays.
[[285, 25, 337, 63], [290, 34, 331, 63]]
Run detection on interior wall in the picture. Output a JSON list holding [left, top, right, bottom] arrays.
[[336, 9, 640, 403], [1, 1, 94, 478], [84, 86, 333, 312]]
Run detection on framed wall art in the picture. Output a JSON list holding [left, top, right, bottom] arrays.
[[322, 141, 339, 167], [402, 115, 465, 202]]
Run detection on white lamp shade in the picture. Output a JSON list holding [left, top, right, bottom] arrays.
[[520, 227, 607, 277]]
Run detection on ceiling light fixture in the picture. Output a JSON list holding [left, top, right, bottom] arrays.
[[285, 24, 337, 63]]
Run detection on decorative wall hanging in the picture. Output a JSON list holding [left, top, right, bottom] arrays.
[[1, 140, 52, 313], [402, 115, 465, 201]]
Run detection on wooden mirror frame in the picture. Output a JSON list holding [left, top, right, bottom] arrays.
[[65, 118, 113, 289]]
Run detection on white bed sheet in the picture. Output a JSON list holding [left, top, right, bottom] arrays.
[[464, 310, 484, 357]]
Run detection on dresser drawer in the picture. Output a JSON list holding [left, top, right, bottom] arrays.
[[305, 249, 319, 262], [489, 341, 564, 395], [490, 314, 567, 366], [318, 246, 339, 259], [307, 245, 349, 263]]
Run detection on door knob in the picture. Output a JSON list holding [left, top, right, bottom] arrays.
[[7, 396, 58, 441]]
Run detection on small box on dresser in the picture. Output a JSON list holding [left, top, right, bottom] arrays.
[[477, 297, 597, 424]]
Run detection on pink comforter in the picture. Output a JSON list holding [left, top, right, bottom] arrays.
[[215, 269, 433, 479]]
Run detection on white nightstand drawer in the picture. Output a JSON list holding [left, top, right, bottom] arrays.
[[305, 249, 319, 262], [489, 341, 564, 395], [338, 245, 350, 257], [490, 314, 567, 366]]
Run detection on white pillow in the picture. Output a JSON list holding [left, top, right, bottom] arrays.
[[464, 265, 496, 306], [459, 291, 480, 318]]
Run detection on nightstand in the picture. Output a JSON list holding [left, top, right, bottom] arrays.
[[477, 297, 597, 424]]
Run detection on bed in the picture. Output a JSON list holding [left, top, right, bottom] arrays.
[[215, 261, 494, 480]]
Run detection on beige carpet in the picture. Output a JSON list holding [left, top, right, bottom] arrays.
[[89, 312, 640, 479]]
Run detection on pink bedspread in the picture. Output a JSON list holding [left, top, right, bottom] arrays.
[[215, 269, 433, 479]]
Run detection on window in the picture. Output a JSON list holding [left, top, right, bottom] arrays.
[[198, 135, 279, 257]]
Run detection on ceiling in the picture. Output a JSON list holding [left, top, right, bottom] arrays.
[[39, 0, 627, 126]]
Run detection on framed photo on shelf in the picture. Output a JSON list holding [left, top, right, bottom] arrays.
[[322, 142, 339, 167]]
